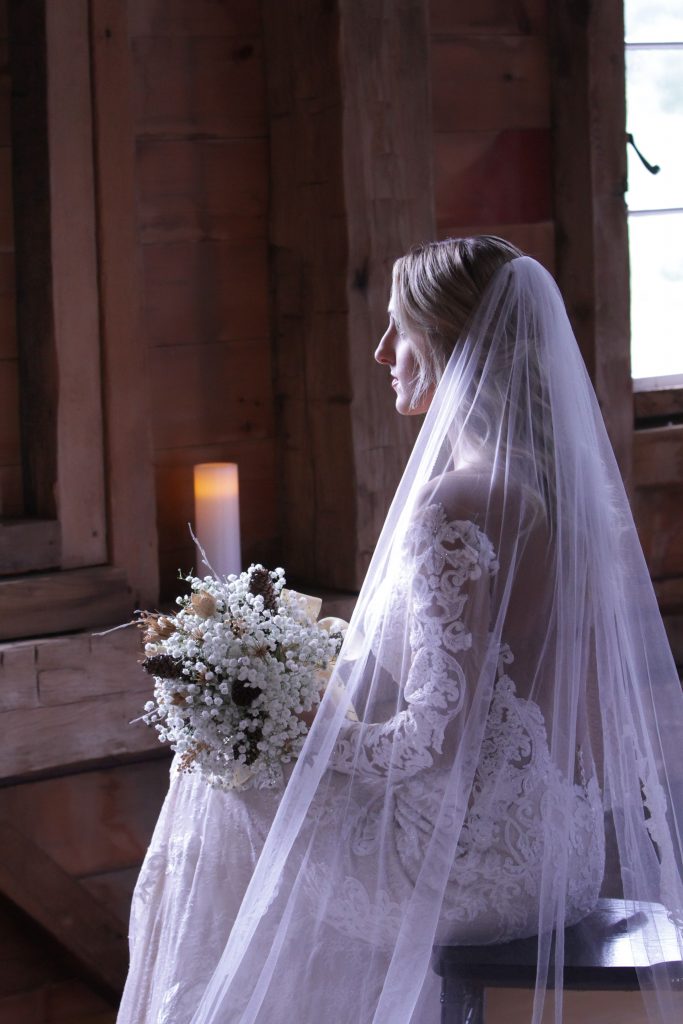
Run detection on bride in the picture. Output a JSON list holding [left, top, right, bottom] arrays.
[[119, 237, 683, 1024]]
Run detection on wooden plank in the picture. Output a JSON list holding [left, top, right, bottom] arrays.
[[0, 759, 170, 876], [0, 899, 66, 998], [0, 358, 19, 466], [549, 0, 632, 486], [264, 0, 433, 590], [0, 38, 8, 149], [45, 0, 107, 568], [0, 145, 12, 251], [0, 820, 127, 995], [0, 465, 21, 518], [141, 237, 269, 346], [0, 252, 16, 360], [633, 487, 683, 580], [132, 35, 266, 140], [128, 0, 262, 38], [654, 578, 683, 616], [0, 688, 159, 780], [431, 36, 550, 133], [0, 567, 133, 642], [8, 0, 57, 519], [429, 0, 547, 36], [434, 129, 552, 229], [0, 520, 59, 575], [89, 0, 159, 608], [634, 386, 683, 422], [136, 137, 268, 244], [0, 983, 116, 1024], [0, 641, 38, 711], [634, 425, 683, 489], [435, 220, 555, 273], [149, 338, 274, 450], [340, 0, 435, 586]]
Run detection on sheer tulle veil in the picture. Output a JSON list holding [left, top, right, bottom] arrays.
[[190, 253, 683, 1023]]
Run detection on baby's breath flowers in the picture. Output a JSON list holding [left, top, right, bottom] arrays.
[[139, 565, 342, 791]]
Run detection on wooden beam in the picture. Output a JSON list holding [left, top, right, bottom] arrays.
[[45, 0, 108, 567], [549, 0, 632, 487], [8, 0, 58, 518], [634, 425, 683, 489], [0, 818, 127, 998], [0, 520, 60, 575], [263, 0, 433, 589], [0, 567, 133, 641], [89, 1, 159, 607], [0, 626, 161, 778]]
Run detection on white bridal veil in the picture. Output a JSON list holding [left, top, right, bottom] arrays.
[[190, 256, 683, 1023]]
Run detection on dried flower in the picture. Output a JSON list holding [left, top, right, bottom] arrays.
[[138, 563, 339, 792], [190, 592, 217, 619]]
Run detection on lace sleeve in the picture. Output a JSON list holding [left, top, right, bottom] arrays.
[[329, 504, 498, 782]]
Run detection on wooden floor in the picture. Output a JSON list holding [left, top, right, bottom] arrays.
[[486, 987, 683, 1023]]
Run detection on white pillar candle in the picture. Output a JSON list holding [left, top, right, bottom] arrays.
[[193, 463, 242, 578]]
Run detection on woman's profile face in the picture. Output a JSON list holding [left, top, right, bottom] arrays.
[[375, 300, 433, 416]]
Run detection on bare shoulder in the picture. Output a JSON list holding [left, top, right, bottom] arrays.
[[414, 468, 502, 524]]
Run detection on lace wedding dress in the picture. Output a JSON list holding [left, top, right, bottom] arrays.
[[116, 767, 288, 1023], [320, 504, 605, 948], [119, 503, 604, 1024]]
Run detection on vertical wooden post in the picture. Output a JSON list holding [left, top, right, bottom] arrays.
[[264, 0, 434, 590], [549, 0, 632, 487], [89, 0, 159, 605]]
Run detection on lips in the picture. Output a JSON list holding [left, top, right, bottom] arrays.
[[391, 377, 399, 389]]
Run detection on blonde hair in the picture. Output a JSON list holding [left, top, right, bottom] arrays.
[[391, 236, 523, 409]]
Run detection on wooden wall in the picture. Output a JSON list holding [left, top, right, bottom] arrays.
[[129, 0, 278, 599], [0, 0, 21, 519], [429, 0, 555, 269]]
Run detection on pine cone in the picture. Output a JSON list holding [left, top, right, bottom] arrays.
[[232, 679, 259, 707], [142, 654, 184, 679], [248, 566, 278, 612]]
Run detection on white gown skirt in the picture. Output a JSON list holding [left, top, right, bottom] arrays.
[[116, 760, 284, 1024]]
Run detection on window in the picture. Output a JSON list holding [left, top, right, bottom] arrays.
[[625, 1, 683, 385]]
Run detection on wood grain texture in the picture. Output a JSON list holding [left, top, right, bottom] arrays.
[[432, 36, 550, 133], [0, 465, 21, 518], [0, 145, 12, 249], [46, 0, 108, 567], [429, 0, 547, 36], [0, 759, 170, 876], [90, 0, 159, 606], [0, 567, 133, 642], [264, 0, 432, 589], [149, 338, 274, 450], [128, 0, 261, 37], [0, 358, 19, 467], [0, 252, 16, 360], [0, 819, 127, 996], [341, 0, 434, 582], [136, 137, 268, 244], [142, 238, 269, 346], [549, 0, 632, 485], [0, 688, 159, 780], [634, 425, 683, 489], [132, 34, 266, 139], [8, 0, 57, 518], [0, 519, 60, 575]]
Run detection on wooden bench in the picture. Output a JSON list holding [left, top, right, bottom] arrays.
[[432, 898, 683, 1024]]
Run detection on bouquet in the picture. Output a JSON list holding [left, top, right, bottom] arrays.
[[138, 564, 344, 791]]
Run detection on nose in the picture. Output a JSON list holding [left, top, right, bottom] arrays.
[[375, 324, 396, 365]]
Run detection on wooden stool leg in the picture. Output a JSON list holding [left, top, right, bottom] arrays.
[[440, 976, 485, 1024]]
